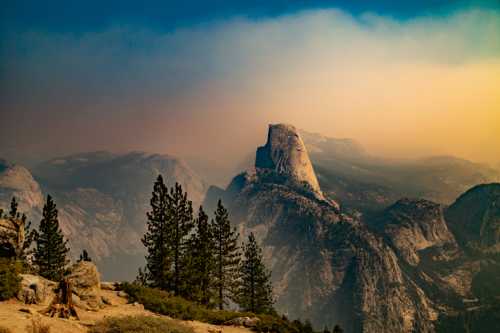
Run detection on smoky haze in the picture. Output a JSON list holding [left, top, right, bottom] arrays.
[[1, 8, 499, 176]]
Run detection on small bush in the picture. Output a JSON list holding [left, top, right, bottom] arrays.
[[120, 283, 317, 333], [26, 317, 51, 333], [0, 258, 21, 301], [89, 315, 194, 333], [120, 283, 250, 324], [0, 326, 13, 333]]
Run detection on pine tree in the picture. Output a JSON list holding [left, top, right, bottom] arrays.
[[332, 324, 344, 333], [237, 232, 274, 314], [78, 249, 92, 262], [134, 267, 148, 286], [303, 320, 314, 333], [8, 197, 18, 219], [142, 177, 194, 295], [142, 175, 172, 290], [212, 200, 240, 310], [34, 195, 69, 281], [168, 182, 194, 297], [186, 206, 215, 305]]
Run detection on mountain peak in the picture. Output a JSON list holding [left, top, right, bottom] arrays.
[[255, 123, 324, 199]]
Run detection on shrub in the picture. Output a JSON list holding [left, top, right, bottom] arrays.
[[0, 258, 21, 301], [119, 283, 316, 333], [89, 315, 194, 333], [26, 317, 51, 333], [0, 326, 12, 333], [120, 283, 249, 324]]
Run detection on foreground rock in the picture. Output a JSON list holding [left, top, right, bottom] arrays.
[[0, 217, 25, 258], [1, 289, 254, 333], [17, 274, 57, 305], [67, 261, 103, 310], [225, 317, 260, 327]]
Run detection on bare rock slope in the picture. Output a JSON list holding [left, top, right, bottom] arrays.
[[205, 123, 500, 332], [0, 152, 206, 280], [206, 124, 442, 332], [256, 124, 324, 200]]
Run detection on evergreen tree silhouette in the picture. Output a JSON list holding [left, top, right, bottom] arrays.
[[212, 200, 240, 310], [237, 232, 274, 314], [34, 195, 69, 281]]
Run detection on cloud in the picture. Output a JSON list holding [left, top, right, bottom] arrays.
[[1, 8, 499, 166]]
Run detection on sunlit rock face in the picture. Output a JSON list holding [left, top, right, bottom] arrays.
[[0, 217, 25, 258], [0, 160, 44, 215], [203, 123, 500, 332], [256, 124, 325, 200], [205, 124, 440, 332]]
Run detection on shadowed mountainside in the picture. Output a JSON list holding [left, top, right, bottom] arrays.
[[204, 124, 500, 332], [0, 152, 206, 280]]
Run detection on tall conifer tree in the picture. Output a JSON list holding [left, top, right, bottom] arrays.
[[212, 200, 240, 310], [332, 325, 344, 333], [142, 177, 194, 295], [186, 206, 215, 305], [237, 232, 274, 314], [34, 195, 69, 281], [142, 175, 172, 290], [168, 182, 194, 296]]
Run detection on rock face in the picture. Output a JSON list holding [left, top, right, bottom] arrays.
[[205, 123, 500, 332], [256, 124, 325, 200], [0, 217, 24, 258], [206, 124, 439, 332], [68, 261, 102, 310], [445, 183, 500, 253], [374, 199, 459, 266], [17, 274, 57, 305], [0, 160, 44, 219]]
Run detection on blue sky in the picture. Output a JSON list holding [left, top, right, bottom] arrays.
[[3, 0, 499, 32]]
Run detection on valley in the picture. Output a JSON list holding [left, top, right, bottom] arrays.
[[1, 124, 499, 332]]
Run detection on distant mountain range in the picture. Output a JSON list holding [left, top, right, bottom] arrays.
[[1, 126, 499, 332], [301, 131, 499, 215], [204, 124, 500, 332], [0, 152, 206, 280]]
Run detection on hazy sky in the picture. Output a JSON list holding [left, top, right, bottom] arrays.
[[1, 1, 499, 168]]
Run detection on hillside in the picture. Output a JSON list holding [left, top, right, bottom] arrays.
[[302, 131, 500, 214], [0, 288, 252, 333], [205, 123, 500, 332], [0, 152, 206, 280]]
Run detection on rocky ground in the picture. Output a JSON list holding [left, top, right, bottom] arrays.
[[0, 289, 252, 333]]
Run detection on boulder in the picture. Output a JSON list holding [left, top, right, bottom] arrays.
[[101, 295, 112, 305], [17, 274, 57, 305], [0, 217, 25, 258], [225, 316, 261, 328], [100, 281, 117, 291], [67, 261, 102, 310]]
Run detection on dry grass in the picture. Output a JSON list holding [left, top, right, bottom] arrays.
[[25, 317, 50, 333], [89, 315, 195, 333], [0, 325, 13, 333]]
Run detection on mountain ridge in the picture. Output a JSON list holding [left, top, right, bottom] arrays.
[[204, 123, 500, 332]]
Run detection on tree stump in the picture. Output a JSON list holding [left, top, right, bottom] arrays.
[[40, 279, 79, 320]]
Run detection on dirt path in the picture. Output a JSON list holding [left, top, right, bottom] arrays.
[[0, 290, 252, 333]]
